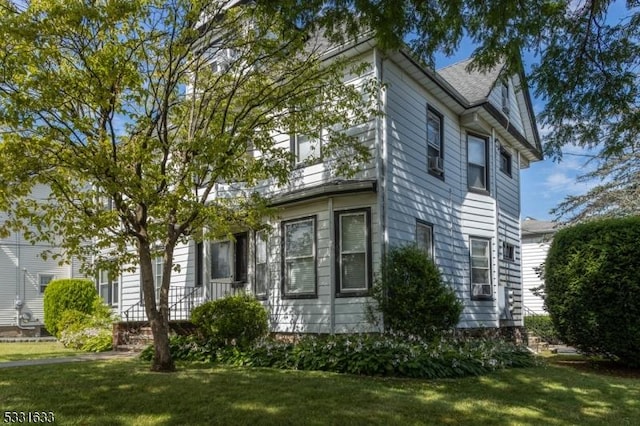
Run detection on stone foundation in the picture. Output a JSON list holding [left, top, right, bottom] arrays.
[[0, 324, 47, 338]]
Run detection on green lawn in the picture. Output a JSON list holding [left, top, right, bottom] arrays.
[[0, 357, 638, 425], [0, 342, 80, 362]]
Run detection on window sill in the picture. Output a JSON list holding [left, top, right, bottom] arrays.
[[470, 296, 494, 302], [468, 187, 491, 196], [281, 293, 317, 300], [428, 170, 445, 181], [231, 281, 246, 289], [336, 290, 371, 298]]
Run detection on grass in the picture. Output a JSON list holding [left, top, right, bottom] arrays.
[[0, 355, 638, 425], [0, 341, 80, 362]]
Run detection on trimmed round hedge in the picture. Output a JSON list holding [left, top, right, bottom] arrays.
[[191, 294, 268, 348], [545, 216, 640, 366], [43, 278, 98, 337]]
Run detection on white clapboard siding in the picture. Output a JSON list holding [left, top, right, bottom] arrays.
[[0, 184, 79, 330], [522, 235, 550, 314]]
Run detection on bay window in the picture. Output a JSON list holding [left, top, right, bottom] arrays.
[[335, 208, 371, 296], [282, 217, 317, 298]]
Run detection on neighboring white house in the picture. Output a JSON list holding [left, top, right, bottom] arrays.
[[110, 36, 543, 334], [0, 185, 83, 337], [521, 218, 558, 316]]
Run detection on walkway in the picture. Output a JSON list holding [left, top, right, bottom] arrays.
[[0, 351, 136, 369]]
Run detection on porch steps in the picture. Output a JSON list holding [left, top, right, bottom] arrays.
[[526, 333, 550, 353], [114, 326, 153, 353]]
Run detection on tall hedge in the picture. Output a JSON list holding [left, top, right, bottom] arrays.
[[43, 278, 98, 337], [545, 216, 640, 366], [371, 245, 462, 340]]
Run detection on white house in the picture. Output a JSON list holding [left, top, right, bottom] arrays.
[[111, 36, 543, 334], [0, 185, 83, 337], [521, 218, 558, 315]]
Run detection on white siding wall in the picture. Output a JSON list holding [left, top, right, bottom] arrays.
[[0, 185, 76, 330], [383, 58, 531, 329], [522, 235, 550, 315]]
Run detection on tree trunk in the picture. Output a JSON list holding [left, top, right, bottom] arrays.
[[139, 241, 175, 372], [150, 313, 174, 372]]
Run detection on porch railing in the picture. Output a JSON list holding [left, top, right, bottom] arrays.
[[121, 282, 235, 323]]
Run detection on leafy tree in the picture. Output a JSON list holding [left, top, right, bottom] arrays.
[[0, 0, 376, 371], [551, 149, 640, 222], [268, 1, 640, 220]]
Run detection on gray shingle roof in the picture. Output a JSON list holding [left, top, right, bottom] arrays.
[[521, 218, 559, 236], [436, 58, 505, 105]]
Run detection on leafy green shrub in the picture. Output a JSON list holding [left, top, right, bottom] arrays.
[[43, 278, 98, 337], [545, 217, 640, 366], [191, 294, 268, 348], [524, 315, 560, 344], [371, 245, 463, 339], [139, 335, 217, 362], [58, 299, 115, 352], [216, 334, 537, 378]]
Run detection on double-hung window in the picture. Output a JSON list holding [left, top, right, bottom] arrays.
[[416, 221, 434, 260], [427, 107, 444, 177], [291, 132, 321, 165], [39, 274, 55, 294], [98, 269, 118, 307], [470, 238, 492, 300], [254, 231, 268, 299], [210, 233, 248, 283], [335, 208, 371, 296], [282, 217, 316, 298], [468, 134, 489, 192]]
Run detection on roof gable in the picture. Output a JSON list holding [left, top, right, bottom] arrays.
[[437, 58, 505, 105]]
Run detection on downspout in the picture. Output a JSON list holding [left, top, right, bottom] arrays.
[[375, 48, 388, 333], [492, 128, 503, 325], [375, 48, 388, 259], [328, 197, 335, 334]]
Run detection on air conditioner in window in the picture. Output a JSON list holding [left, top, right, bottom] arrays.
[[428, 156, 444, 173]]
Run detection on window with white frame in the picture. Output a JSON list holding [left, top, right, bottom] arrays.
[[98, 269, 118, 306], [468, 134, 489, 192], [211, 240, 231, 279], [254, 231, 268, 298], [39, 274, 55, 294], [282, 217, 316, 297], [291, 132, 321, 165], [416, 221, 434, 260], [470, 237, 492, 300], [427, 107, 444, 176], [335, 209, 371, 296], [210, 233, 248, 282]]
